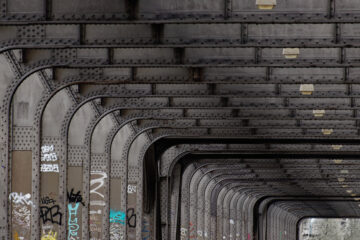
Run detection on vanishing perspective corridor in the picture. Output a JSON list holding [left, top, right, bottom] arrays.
[[2, 0, 360, 239]]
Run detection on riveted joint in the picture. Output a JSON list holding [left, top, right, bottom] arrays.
[[225, 0, 232, 19]]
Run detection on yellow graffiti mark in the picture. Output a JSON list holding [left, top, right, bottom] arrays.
[[14, 232, 19, 240], [41, 231, 57, 240], [13, 232, 24, 240]]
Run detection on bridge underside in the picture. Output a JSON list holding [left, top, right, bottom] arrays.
[[2, 0, 360, 239]]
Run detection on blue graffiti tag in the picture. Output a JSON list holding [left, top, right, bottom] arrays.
[[142, 219, 150, 240], [68, 203, 80, 239], [109, 209, 126, 225]]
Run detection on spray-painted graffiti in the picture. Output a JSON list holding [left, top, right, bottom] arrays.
[[11, 191, 32, 239], [110, 209, 126, 225], [142, 218, 150, 240], [89, 214, 102, 232], [189, 222, 196, 239], [89, 171, 107, 238], [110, 223, 124, 240], [68, 203, 80, 240], [41, 145, 54, 153], [197, 230, 203, 239], [90, 209, 102, 214], [42, 152, 57, 162], [41, 230, 57, 240], [90, 200, 105, 206], [9, 192, 35, 207], [14, 231, 24, 240], [180, 227, 188, 240], [127, 185, 137, 194], [41, 196, 56, 205], [40, 164, 59, 172], [67, 189, 85, 206], [90, 171, 107, 198], [40, 205, 63, 225], [127, 208, 136, 228], [109, 209, 137, 227], [41, 145, 59, 172], [12, 204, 31, 229]]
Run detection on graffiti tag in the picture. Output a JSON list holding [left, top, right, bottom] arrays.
[[68, 203, 80, 240], [142, 219, 150, 240], [9, 192, 35, 207], [40, 205, 63, 225], [109, 209, 137, 228], [67, 189, 85, 206], [41, 196, 56, 205], [109, 209, 126, 225], [90, 172, 107, 198], [127, 185, 137, 194], [41, 164, 59, 173], [12, 204, 31, 229], [41, 230, 57, 240]]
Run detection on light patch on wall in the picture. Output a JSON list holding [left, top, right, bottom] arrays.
[[333, 159, 343, 164], [313, 110, 325, 117], [338, 177, 345, 182], [256, 0, 276, 9], [321, 129, 333, 135], [300, 84, 314, 95], [16, 102, 29, 120], [282, 48, 300, 59], [331, 145, 342, 150]]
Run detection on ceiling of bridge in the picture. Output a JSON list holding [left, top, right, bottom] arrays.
[[3, 0, 360, 240]]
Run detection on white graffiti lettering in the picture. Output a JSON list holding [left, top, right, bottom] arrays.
[[110, 223, 124, 240], [41, 164, 59, 173], [180, 228, 188, 236], [90, 210, 102, 214], [89, 200, 105, 206], [12, 204, 31, 229], [89, 224, 101, 232], [9, 192, 35, 207], [41, 145, 54, 153], [42, 152, 58, 162], [42, 225, 54, 230], [90, 172, 107, 198], [127, 185, 137, 194]]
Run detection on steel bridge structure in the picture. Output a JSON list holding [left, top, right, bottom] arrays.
[[2, 0, 360, 240]]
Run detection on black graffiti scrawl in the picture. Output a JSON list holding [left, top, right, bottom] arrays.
[[67, 188, 85, 206], [40, 205, 63, 225]]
